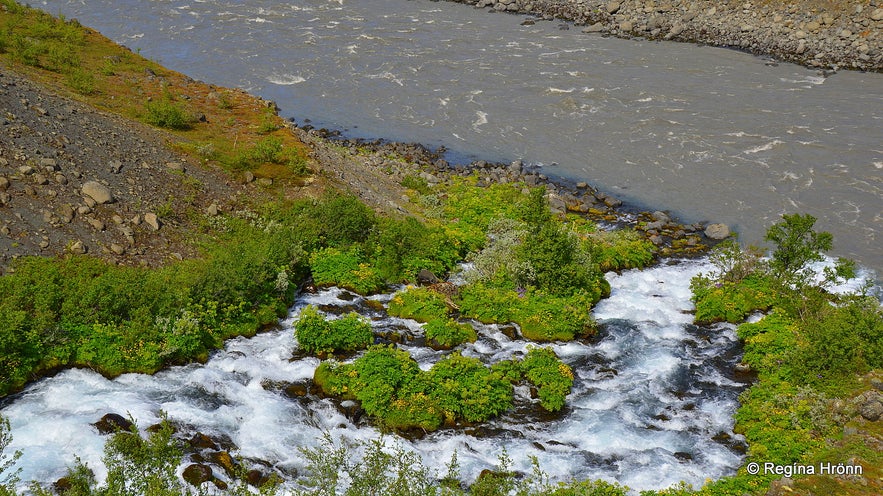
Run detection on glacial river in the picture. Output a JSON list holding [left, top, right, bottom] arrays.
[[37, 0, 883, 277]]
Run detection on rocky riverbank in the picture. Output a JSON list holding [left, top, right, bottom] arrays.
[[448, 0, 883, 71]]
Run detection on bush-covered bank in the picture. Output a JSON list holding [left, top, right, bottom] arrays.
[[0, 413, 633, 495], [645, 214, 882, 496], [439, 0, 882, 72], [314, 345, 573, 432]]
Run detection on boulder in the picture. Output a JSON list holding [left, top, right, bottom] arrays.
[[82, 181, 114, 204], [860, 397, 883, 422], [93, 413, 134, 434], [0, 177, 8, 191], [704, 223, 730, 240], [182, 464, 213, 486], [651, 211, 671, 223], [417, 269, 440, 285]]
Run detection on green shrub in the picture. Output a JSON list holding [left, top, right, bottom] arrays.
[[427, 352, 513, 424], [366, 216, 462, 283], [387, 286, 449, 323], [144, 98, 191, 130], [691, 273, 778, 324], [736, 310, 798, 380], [790, 295, 883, 393], [764, 213, 832, 284], [401, 174, 431, 194], [424, 318, 477, 349], [457, 283, 520, 324], [584, 229, 657, 272], [515, 291, 599, 341], [314, 345, 516, 431], [295, 305, 373, 355], [65, 67, 95, 95], [521, 347, 574, 412], [458, 284, 598, 342], [309, 246, 385, 294]]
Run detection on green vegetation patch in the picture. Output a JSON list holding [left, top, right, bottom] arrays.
[[424, 318, 477, 349], [521, 347, 575, 412], [458, 283, 598, 342], [308, 246, 386, 295], [314, 345, 574, 432], [583, 228, 657, 272], [387, 286, 450, 322], [294, 305, 373, 355], [690, 273, 779, 324]]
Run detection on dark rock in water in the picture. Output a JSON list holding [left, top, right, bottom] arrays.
[[207, 450, 237, 477], [417, 268, 440, 284], [712, 431, 732, 443], [247, 469, 273, 487], [183, 464, 213, 486], [190, 432, 219, 450], [93, 413, 134, 434], [499, 324, 519, 340], [285, 383, 310, 398], [674, 451, 693, 461]]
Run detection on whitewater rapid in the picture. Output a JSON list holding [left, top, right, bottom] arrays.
[[1, 258, 752, 492]]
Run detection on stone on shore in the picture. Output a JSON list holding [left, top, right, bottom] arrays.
[[82, 181, 114, 204], [704, 223, 730, 240]]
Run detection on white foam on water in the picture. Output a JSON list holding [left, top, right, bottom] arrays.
[[267, 73, 306, 85], [743, 139, 784, 154]]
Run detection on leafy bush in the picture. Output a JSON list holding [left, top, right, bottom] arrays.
[[65, 67, 95, 95], [424, 318, 477, 349], [690, 273, 778, 324], [144, 98, 191, 130], [457, 284, 598, 342], [295, 305, 373, 355], [584, 229, 657, 272], [314, 345, 515, 431], [790, 295, 883, 393], [401, 174, 431, 194], [366, 217, 462, 283], [309, 246, 385, 295], [764, 213, 831, 284], [427, 352, 513, 424], [521, 347, 574, 412], [387, 287, 450, 323]]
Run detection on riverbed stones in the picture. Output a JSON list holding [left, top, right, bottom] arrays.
[[81, 180, 114, 204], [704, 223, 730, 240]]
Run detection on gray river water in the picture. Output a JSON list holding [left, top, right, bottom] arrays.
[[38, 0, 883, 276]]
